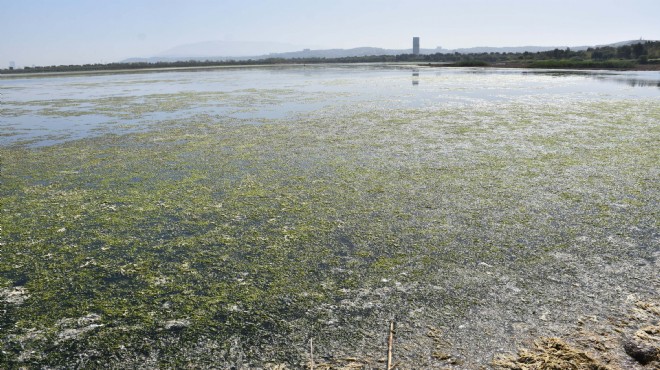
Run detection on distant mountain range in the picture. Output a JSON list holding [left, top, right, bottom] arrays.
[[155, 40, 311, 58], [122, 40, 654, 63]]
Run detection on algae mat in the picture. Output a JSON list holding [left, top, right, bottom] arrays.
[[1, 66, 659, 368]]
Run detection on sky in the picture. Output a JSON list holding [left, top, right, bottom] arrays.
[[1, 0, 659, 67]]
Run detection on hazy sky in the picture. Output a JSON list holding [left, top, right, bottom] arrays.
[[2, 0, 659, 66]]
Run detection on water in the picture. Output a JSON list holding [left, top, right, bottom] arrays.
[[1, 65, 659, 147], [2, 64, 659, 367]]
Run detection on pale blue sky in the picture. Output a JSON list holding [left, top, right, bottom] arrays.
[[2, 0, 659, 67]]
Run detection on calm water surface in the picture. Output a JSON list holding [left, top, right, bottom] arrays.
[[1, 65, 659, 146]]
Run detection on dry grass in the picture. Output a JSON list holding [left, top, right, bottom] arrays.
[[493, 337, 610, 370], [493, 300, 660, 370]]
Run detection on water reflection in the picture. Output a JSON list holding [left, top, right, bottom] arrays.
[[593, 76, 660, 88], [520, 70, 660, 89], [457, 68, 660, 89], [2, 65, 659, 147]]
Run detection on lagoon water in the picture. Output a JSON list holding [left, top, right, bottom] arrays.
[[1, 65, 659, 367], [1, 65, 659, 147]]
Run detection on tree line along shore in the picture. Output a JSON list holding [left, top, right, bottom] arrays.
[[2, 41, 659, 74]]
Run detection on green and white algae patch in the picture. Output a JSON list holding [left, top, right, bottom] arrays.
[[0, 67, 658, 368]]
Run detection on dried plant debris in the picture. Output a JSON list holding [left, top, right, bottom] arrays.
[[313, 358, 376, 370], [428, 326, 462, 365], [493, 300, 660, 370], [493, 337, 610, 370]]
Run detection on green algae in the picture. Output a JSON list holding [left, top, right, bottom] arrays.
[[1, 72, 659, 367]]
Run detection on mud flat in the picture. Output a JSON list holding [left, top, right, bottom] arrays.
[[1, 66, 658, 368]]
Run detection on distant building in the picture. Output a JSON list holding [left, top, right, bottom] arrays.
[[413, 37, 420, 55]]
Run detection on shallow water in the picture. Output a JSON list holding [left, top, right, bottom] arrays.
[[1, 65, 659, 368], [1, 65, 659, 147]]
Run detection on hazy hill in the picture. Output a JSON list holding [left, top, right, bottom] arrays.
[[156, 40, 308, 58], [452, 46, 583, 53]]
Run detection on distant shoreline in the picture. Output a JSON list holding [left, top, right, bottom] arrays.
[[422, 61, 660, 71], [3, 40, 659, 76], [1, 61, 659, 79]]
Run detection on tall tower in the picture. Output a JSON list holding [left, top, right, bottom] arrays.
[[413, 37, 420, 55]]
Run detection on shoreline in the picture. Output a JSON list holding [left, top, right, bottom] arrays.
[[422, 61, 660, 71], [2, 61, 659, 79]]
